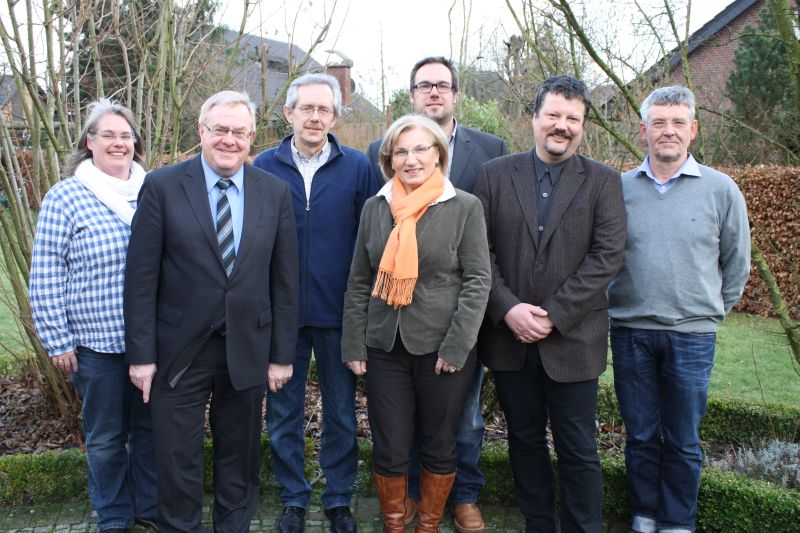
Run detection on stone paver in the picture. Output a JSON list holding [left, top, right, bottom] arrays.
[[1, 495, 629, 532]]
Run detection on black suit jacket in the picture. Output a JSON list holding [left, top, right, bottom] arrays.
[[473, 151, 626, 381], [124, 156, 299, 390], [367, 124, 508, 192]]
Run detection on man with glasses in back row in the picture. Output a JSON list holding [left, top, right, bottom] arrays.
[[254, 73, 378, 533], [367, 56, 507, 533]]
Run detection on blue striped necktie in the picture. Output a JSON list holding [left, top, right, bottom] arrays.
[[216, 179, 235, 277]]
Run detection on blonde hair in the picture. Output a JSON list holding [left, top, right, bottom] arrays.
[[378, 114, 449, 180]]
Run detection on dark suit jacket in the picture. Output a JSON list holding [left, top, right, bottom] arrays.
[[473, 151, 626, 382], [124, 155, 299, 390], [367, 124, 508, 192]]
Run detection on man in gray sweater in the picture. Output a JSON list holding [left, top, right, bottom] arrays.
[[608, 86, 751, 533]]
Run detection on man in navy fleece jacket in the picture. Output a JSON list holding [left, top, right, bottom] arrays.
[[253, 73, 378, 533]]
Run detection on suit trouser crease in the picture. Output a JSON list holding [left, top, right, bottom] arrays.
[[151, 334, 264, 533], [493, 344, 603, 533]]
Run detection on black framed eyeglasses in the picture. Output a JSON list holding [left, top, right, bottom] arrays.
[[412, 82, 454, 94]]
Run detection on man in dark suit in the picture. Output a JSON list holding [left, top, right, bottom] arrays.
[[474, 76, 626, 533], [124, 91, 299, 533], [367, 56, 507, 533]]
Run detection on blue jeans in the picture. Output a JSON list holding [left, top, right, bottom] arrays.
[[72, 347, 156, 530], [611, 327, 716, 533], [408, 361, 485, 504], [266, 327, 358, 509]]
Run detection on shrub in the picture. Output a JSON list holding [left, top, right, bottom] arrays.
[[0, 449, 86, 505], [597, 383, 800, 445], [719, 440, 800, 489]]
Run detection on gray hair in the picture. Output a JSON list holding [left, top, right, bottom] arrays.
[[378, 114, 449, 180], [640, 86, 696, 122], [66, 98, 144, 177], [199, 91, 257, 131], [284, 73, 343, 117]]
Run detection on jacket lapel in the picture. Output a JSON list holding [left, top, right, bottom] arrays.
[[510, 151, 541, 249], [449, 129, 472, 188], [539, 155, 585, 250], [233, 165, 264, 276], [182, 156, 225, 270]]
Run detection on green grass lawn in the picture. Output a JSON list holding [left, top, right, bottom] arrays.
[[0, 261, 32, 373], [602, 313, 800, 408]]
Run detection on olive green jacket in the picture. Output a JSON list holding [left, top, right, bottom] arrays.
[[341, 188, 490, 368]]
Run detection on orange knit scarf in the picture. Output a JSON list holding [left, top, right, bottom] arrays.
[[372, 169, 445, 308]]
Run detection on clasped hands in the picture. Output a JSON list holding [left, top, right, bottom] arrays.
[[504, 303, 553, 343]]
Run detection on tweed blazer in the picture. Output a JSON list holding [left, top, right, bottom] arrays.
[[341, 189, 490, 368], [474, 150, 626, 382]]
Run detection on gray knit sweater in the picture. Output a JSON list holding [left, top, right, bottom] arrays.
[[608, 160, 750, 332]]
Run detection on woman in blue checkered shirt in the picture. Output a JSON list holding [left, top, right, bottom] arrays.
[[29, 100, 157, 532]]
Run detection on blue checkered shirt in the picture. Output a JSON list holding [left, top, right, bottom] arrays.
[[29, 177, 134, 357]]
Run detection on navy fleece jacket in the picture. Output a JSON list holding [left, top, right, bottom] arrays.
[[253, 133, 379, 328]]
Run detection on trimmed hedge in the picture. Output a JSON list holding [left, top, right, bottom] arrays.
[[0, 448, 87, 505], [3, 439, 798, 531], [597, 383, 800, 444]]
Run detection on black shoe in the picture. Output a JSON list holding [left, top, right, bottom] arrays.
[[102, 529, 127, 533], [324, 506, 357, 533], [134, 516, 159, 530], [278, 506, 306, 533]]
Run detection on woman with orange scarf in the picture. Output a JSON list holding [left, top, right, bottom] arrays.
[[342, 115, 490, 532]]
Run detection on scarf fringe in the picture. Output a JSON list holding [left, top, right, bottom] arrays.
[[372, 268, 417, 308]]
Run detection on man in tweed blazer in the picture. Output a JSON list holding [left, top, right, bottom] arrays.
[[474, 76, 626, 533]]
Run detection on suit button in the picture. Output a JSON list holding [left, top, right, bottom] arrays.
[[538, 225, 544, 232]]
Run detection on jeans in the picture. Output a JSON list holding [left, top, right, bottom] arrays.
[[407, 360, 485, 504], [72, 347, 156, 531], [266, 327, 358, 509], [610, 327, 716, 533]]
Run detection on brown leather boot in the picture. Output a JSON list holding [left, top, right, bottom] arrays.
[[415, 469, 456, 533], [404, 496, 418, 525], [373, 472, 408, 532]]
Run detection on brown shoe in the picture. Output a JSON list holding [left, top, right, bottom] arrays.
[[404, 496, 418, 525], [452, 503, 484, 533]]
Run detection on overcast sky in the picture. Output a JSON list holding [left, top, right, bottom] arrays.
[[217, 0, 735, 105]]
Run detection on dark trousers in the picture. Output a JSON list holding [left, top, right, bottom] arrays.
[[151, 334, 265, 533], [366, 340, 476, 477], [493, 345, 602, 533]]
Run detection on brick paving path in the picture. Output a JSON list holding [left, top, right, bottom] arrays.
[[1, 494, 629, 532]]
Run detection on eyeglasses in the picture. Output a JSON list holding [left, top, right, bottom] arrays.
[[294, 105, 334, 119], [647, 119, 691, 132], [392, 144, 436, 160], [412, 82, 454, 94], [202, 124, 254, 140], [93, 130, 135, 143]]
